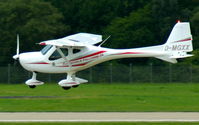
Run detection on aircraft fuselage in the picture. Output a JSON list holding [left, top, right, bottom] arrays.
[[19, 45, 166, 74]]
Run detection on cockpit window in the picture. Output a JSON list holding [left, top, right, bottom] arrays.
[[73, 49, 81, 54], [41, 45, 52, 55], [60, 48, 68, 56], [49, 50, 62, 60]]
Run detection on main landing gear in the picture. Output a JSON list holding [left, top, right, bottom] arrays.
[[62, 85, 79, 90], [59, 73, 81, 90], [61, 84, 79, 90], [61, 85, 79, 90]]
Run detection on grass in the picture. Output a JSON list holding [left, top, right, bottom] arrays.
[[0, 122, 199, 125], [0, 83, 199, 112]]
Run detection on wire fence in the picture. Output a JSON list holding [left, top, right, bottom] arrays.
[[1, 63, 199, 84]]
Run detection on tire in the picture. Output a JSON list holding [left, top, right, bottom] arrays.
[[29, 85, 36, 89], [72, 85, 79, 88], [62, 87, 71, 90]]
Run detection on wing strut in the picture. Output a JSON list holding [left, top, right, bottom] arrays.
[[56, 47, 72, 68], [98, 35, 111, 47]]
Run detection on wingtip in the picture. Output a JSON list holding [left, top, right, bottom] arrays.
[[39, 42, 46, 46]]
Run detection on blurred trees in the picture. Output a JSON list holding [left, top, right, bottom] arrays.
[[0, 0, 198, 65], [191, 7, 199, 49], [104, 5, 155, 65], [46, 0, 150, 33], [105, 5, 155, 49], [0, 0, 69, 64]]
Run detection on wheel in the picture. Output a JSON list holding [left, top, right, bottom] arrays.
[[72, 85, 79, 88], [29, 85, 36, 89], [62, 87, 71, 90]]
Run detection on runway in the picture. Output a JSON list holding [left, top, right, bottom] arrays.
[[1, 112, 199, 122]]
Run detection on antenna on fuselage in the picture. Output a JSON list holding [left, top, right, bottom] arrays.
[[98, 35, 111, 47]]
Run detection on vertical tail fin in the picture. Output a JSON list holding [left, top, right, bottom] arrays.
[[157, 22, 193, 63], [164, 22, 193, 53]]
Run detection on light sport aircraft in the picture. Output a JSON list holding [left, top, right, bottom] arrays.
[[13, 21, 193, 90]]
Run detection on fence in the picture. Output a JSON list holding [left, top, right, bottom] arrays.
[[1, 63, 199, 84]]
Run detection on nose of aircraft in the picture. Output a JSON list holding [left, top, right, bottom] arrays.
[[19, 53, 29, 66], [19, 52, 44, 71]]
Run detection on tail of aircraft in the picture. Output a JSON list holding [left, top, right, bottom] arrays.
[[156, 21, 193, 63]]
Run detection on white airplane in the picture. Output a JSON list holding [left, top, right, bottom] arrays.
[[13, 21, 193, 90]]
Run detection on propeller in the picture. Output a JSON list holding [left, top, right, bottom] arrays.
[[13, 34, 20, 60]]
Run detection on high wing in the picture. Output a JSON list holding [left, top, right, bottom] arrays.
[[39, 33, 102, 47], [65, 33, 102, 45]]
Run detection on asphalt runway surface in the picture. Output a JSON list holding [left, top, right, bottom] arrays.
[[0, 112, 199, 122]]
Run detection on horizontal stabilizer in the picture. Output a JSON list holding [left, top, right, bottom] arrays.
[[170, 54, 193, 59], [156, 53, 193, 63], [156, 56, 177, 63]]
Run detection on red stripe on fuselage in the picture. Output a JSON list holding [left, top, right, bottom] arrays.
[[72, 63, 88, 67], [71, 51, 106, 61], [29, 62, 49, 64], [56, 62, 89, 67], [113, 52, 145, 55]]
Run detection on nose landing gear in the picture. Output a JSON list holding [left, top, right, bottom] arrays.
[[25, 72, 44, 89]]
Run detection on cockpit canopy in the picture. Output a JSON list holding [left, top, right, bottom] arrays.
[[41, 45, 81, 60], [41, 45, 52, 55]]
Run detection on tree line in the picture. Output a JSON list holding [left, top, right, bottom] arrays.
[[0, 0, 198, 65]]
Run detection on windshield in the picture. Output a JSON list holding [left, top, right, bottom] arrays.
[[41, 45, 52, 55]]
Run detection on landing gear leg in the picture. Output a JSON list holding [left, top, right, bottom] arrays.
[[25, 72, 44, 88]]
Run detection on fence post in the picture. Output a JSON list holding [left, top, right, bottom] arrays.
[[110, 63, 112, 83], [27, 71, 31, 79], [7, 64, 11, 83], [48, 74, 52, 83], [129, 63, 132, 83], [190, 65, 192, 83], [89, 67, 93, 83], [150, 63, 153, 83], [169, 64, 172, 83]]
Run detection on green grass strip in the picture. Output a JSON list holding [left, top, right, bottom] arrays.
[[0, 83, 199, 112]]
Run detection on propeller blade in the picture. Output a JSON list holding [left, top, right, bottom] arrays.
[[13, 34, 20, 60], [17, 34, 19, 55]]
